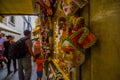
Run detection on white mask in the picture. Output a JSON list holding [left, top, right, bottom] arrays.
[[62, 0, 79, 16], [61, 0, 88, 16]]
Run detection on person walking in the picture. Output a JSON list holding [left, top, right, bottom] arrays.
[[3, 35, 13, 75], [8, 36, 17, 73], [18, 30, 34, 80]]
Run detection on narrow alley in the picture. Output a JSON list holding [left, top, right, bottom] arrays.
[[0, 0, 120, 80]]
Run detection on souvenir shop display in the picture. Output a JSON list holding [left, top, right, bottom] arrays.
[[33, 0, 96, 80], [38, 0, 52, 15], [60, 0, 88, 16], [36, 0, 56, 16], [33, 15, 53, 79], [48, 0, 96, 80], [57, 16, 96, 68]]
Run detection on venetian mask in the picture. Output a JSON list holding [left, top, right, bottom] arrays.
[[62, 40, 85, 67], [60, 0, 88, 16], [61, 0, 78, 16]]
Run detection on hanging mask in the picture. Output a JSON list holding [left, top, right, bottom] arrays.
[[58, 17, 67, 30], [60, 0, 88, 16], [62, 40, 85, 67], [61, 0, 78, 16]]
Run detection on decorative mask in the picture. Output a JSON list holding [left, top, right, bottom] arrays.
[[62, 40, 85, 67], [60, 0, 88, 16], [58, 17, 67, 30]]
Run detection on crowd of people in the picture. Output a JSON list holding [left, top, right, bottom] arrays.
[[0, 30, 50, 80]]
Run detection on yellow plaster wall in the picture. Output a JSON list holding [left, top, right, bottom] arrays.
[[81, 0, 120, 80], [0, 0, 34, 14]]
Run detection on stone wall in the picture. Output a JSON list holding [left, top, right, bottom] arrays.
[[81, 0, 120, 80]]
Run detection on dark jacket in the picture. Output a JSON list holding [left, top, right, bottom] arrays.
[[3, 41, 10, 57]]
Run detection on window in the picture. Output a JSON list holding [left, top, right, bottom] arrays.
[[10, 16, 15, 24], [24, 22, 25, 27], [23, 22, 26, 30], [9, 16, 15, 26]]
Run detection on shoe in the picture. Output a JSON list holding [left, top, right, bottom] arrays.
[[7, 71, 13, 76]]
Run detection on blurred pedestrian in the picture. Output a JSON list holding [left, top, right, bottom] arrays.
[[35, 53, 44, 80], [3, 35, 13, 75], [8, 36, 17, 73], [18, 30, 34, 80], [33, 39, 44, 80]]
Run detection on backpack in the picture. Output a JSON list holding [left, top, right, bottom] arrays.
[[9, 37, 29, 59]]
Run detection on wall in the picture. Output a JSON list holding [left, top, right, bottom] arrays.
[[14, 16, 25, 38], [2, 16, 26, 41], [81, 0, 120, 80]]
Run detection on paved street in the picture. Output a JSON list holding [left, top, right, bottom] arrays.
[[0, 61, 37, 80]]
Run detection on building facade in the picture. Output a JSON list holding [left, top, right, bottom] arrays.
[[0, 16, 33, 41]]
